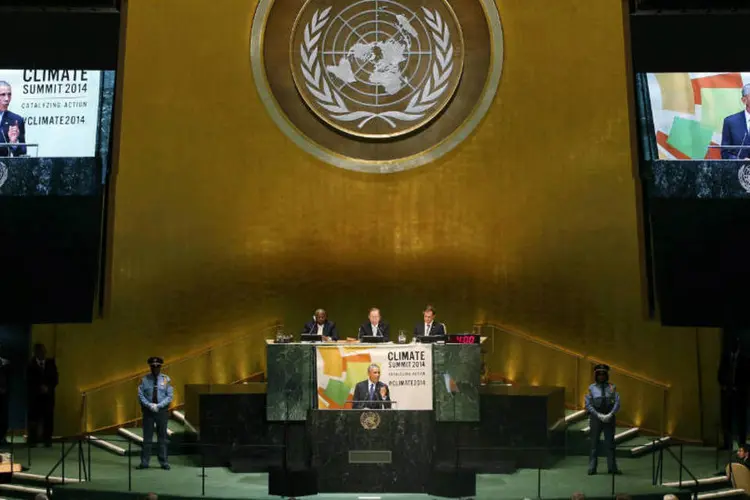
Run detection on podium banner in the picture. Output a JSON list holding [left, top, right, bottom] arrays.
[[315, 344, 433, 410]]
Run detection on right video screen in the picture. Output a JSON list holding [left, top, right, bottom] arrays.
[[647, 73, 750, 161]]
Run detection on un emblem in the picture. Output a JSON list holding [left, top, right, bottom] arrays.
[[0, 162, 7, 190], [291, 0, 463, 138], [252, 0, 502, 172], [739, 164, 750, 194], [360, 411, 381, 430]]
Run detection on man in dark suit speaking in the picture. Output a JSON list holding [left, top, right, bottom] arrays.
[[352, 364, 391, 409], [0, 81, 26, 157], [721, 84, 750, 160]]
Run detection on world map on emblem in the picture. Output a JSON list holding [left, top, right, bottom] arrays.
[[290, 0, 465, 138]]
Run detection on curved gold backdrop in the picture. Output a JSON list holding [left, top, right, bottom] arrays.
[[32, 0, 720, 441]]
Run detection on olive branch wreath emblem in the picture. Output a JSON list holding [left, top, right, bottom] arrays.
[[299, 6, 455, 129]]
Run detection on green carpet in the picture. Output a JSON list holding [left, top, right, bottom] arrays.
[[8, 441, 726, 500]]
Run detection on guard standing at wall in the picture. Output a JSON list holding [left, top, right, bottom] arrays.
[[719, 329, 749, 450], [136, 357, 173, 470], [584, 364, 622, 475]]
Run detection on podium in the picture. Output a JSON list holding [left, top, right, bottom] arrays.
[[309, 410, 434, 493]]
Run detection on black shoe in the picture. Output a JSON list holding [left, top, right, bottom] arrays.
[[160, 463, 170, 470], [135, 464, 149, 470], [609, 469, 622, 475], [588, 470, 597, 475]]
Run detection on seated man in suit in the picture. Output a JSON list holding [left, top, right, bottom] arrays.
[[722, 84, 750, 160], [352, 364, 391, 409], [302, 308, 338, 341], [413, 305, 446, 338], [358, 307, 390, 341]]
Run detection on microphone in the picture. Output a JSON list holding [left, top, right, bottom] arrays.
[[377, 324, 384, 337], [309, 315, 317, 334], [737, 129, 749, 160], [440, 322, 447, 335]]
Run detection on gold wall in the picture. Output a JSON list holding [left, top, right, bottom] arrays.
[[33, 0, 720, 440]]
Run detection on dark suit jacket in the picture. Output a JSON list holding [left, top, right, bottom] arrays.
[[0, 111, 26, 157], [413, 322, 446, 337], [358, 321, 390, 341], [302, 320, 339, 340], [352, 380, 391, 409], [719, 331, 750, 389], [27, 358, 58, 407], [722, 111, 750, 159]]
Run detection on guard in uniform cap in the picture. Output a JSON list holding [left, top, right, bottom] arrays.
[[136, 357, 173, 470], [584, 364, 621, 475]]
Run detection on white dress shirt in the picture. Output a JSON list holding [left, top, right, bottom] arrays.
[[371, 324, 378, 336], [316, 324, 324, 335]]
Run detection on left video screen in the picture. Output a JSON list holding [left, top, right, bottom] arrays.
[[0, 68, 115, 196]]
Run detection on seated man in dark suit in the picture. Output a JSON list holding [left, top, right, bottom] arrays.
[[722, 84, 750, 160], [302, 308, 339, 341], [358, 307, 390, 341], [0, 82, 26, 157], [352, 364, 391, 409], [413, 305, 446, 338]]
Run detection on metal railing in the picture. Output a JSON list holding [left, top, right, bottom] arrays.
[[474, 322, 671, 435], [14, 434, 708, 499], [80, 321, 281, 433]]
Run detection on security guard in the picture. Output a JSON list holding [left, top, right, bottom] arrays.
[[584, 364, 622, 475], [136, 357, 173, 470]]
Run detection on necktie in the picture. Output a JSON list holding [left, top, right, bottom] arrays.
[[425, 323, 431, 335], [372, 325, 378, 336], [152, 376, 159, 404], [369, 383, 375, 400]]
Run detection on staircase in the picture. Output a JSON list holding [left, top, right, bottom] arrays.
[[86, 409, 198, 457], [564, 408, 673, 458]]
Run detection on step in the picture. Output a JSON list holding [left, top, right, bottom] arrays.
[[696, 488, 746, 499], [0, 483, 46, 496], [565, 409, 587, 424], [118, 426, 175, 445], [630, 436, 672, 457], [663, 476, 730, 488], [171, 410, 197, 434], [85, 435, 125, 456], [12, 471, 84, 485], [565, 424, 647, 457]]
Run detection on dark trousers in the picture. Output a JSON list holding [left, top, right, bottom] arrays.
[[0, 394, 8, 442], [27, 396, 54, 446], [589, 416, 617, 473], [140, 408, 168, 466], [721, 387, 748, 448]]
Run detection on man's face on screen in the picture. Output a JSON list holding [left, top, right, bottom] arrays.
[[743, 95, 750, 111], [0, 86, 11, 112], [368, 366, 380, 383]]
